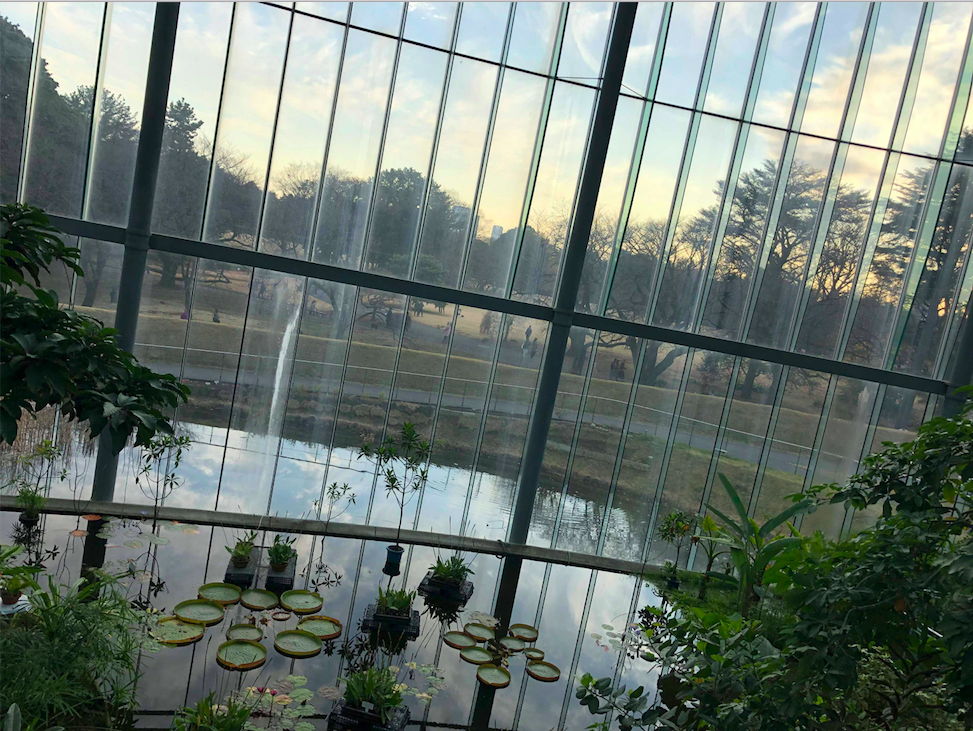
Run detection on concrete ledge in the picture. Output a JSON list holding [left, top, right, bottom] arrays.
[[0, 497, 662, 579]]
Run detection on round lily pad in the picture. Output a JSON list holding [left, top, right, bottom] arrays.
[[279, 590, 323, 615], [500, 636, 526, 652], [240, 588, 278, 611], [459, 646, 493, 665], [198, 582, 242, 606], [217, 640, 266, 670], [297, 615, 342, 641], [526, 661, 560, 682], [508, 623, 539, 642], [477, 663, 511, 688], [524, 647, 545, 661], [444, 631, 476, 650], [154, 617, 204, 646], [272, 610, 292, 622], [464, 622, 495, 642], [275, 629, 322, 658], [226, 623, 264, 642], [174, 599, 224, 626]]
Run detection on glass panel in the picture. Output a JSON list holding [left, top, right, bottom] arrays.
[[153, 2, 233, 239], [463, 70, 546, 294], [752, 367, 827, 521], [0, 3, 39, 203], [414, 57, 497, 289], [703, 2, 765, 117], [84, 2, 155, 226], [893, 164, 973, 376], [851, 2, 923, 148], [134, 251, 195, 378], [219, 271, 305, 515], [605, 104, 691, 323], [795, 145, 885, 358], [362, 44, 449, 278], [22, 2, 105, 217], [622, 2, 665, 97], [513, 82, 597, 304], [311, 29, 397, 269], [652, 349, 733, 567], [956, 92, 973, 163], [258, 14, 343, 259], [295, 2, 348, 23], [701, 127, 785, 341], [845, 156, 936, 367], [557, 2, 611, 83], [202, 3, 290, 248], [506, 1, 561, 74], [454, 1, 509, 63], [751, 2, 817, 128], [902, 2, 973, 156], [573, 95, 641, 314], [555, 333, 637, 555], [747, 135, 834, 349], [801, 2, 869, 138], [350, 1, 403, 35], [404, 1, 456, 49], [653, 1, 716, 108], [75, 238, 124, 325], [652, 114, 737, 331]]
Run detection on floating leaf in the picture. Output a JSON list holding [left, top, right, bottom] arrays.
[[145, 534, 170, 546], [275, 630, 322, 658], [279, 590, 323, 615], [226, 624, 264, 642], [198, 582, 242, 606], [296, 616, 342, 641], [476, 664, 511, 688], [153, 617, 204, 645], [526, 661, 560, 682], [174, 599, 224, 626], [241, 589, 278, 611], [69, 529, 88, 537], [217, 640, 267, 670], [182, 526, 200, 535], [81, 514, 101, 521], [124, 540, 143, 549]]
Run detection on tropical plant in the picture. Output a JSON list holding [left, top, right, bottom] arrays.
[[692, 514, 727, 601], [172, 692, 252, 731], [341, 667, 403, 723], [429, 555, 474, 584], [657, 510, 694, 570], [133, 432, 191, 512], [268, 535, 297, 571], [308, 482, 355, 590], [225, 531, 257, 567], [1, 203, 189, 450], [377, 586, 415, 616], [0, 545, 42, 602], [14, 485, 45, 519], [702, 473, 812, 616], [360, 423, 430, 546]]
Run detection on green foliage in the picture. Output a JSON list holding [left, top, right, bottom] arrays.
[[267, 535, 297, 568], [340, 667, 402, 723], [172, 692, 252, 731], [240, 676, 317, 731], [360, 423, 431, 544], [693, 514, 727, 600], [429, 555, 474, 583], [13, 485, 45, 518], [376, 586, 415, 615], [225, 531, 257, 561], [1, 204, 189, 452]]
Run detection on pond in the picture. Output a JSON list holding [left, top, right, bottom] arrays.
[[0, 510, 660, 730]]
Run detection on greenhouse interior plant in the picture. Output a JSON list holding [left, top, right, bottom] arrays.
[[225, 531, 258, 569], [267, 534, 297, 572], [332, 666, 408, 730], [418, 554, 475, 605]]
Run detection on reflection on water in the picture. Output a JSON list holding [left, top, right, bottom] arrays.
[[0, 511, 658, 730]]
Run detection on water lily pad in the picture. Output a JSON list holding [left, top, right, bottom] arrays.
[[279, 590, 323, 615], [226, 624, 264, 642], [198, 583, 242, 606], [164, 523, 184, 532], [272, 611, 292, 622], [524, 648, 545, 661], [464, 622, 495, 642], [123, 540, 143, 549], [526, 661, 560, 682], [173, 599, 225, 626], [145, 534, 170, 546], [275, 629, 322, 658], [499, 636, 526, 652], [297, 615, 342, 641], [508, 623, 538, 642], [182, 526, 200, 535], [476, 664, 511, 688], [459, 646, 493, 665], [217, 640, 267, 670], [69, 529, 88, 537], [443, 631, 476, 650], [240, 588, 278, 611], [154, 617, 204, 646], [81, 514, 102, 521]]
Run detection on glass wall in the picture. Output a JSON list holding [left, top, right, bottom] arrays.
[[2, 1, 971, 562]]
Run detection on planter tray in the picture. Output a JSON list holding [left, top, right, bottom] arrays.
[[224, 549, 258, 589], [361, 604, 420, 641], [417, 571, 474, 605], [327, 700, 409, 731], [265, 553, 297, 594]]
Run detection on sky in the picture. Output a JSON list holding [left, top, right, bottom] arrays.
[[4, 0, 972, 250]]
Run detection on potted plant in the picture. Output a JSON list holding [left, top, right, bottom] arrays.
[[330, 667, 408, 730], [360, 424, 430, 571], [15, 485, 46, 527], [418, 555, 474, 605], [226, 531, 257, 569], [658, 510, 694, 590], [268, 535, 296, 572], [1, 575, 27, 605], [363, 587, 420, 641]]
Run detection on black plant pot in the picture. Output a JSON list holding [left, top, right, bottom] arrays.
[[361, 603, 420, 641], [666, 578, 680, 591], [225, 549, 257, 589], [417, 571, 474, 606], [385, 545, 404, 568], [18, 513, 39, 528]]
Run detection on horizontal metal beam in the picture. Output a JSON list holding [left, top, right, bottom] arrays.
[[2, 497, 665, 579], [47, 213, 947, 396]]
